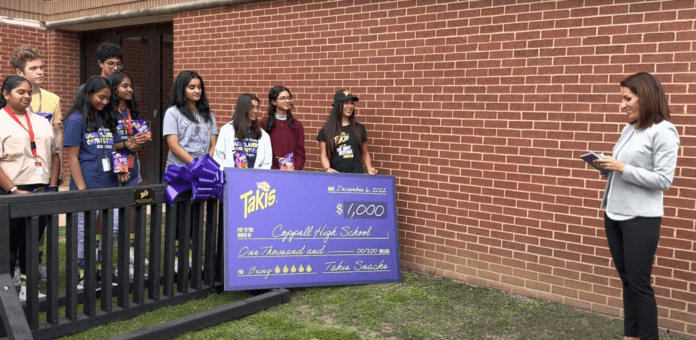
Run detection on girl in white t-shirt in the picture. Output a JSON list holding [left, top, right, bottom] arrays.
[[214, 93, 272, 169]]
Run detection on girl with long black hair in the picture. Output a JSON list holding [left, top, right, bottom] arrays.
[[316, 89, 377, 174], [108, 72, 150, 186], [108, 72, 151, 276], [259, 86, 305, 170], [214, 93, 272, 169], [63, 75, 122, 288], [163, 71, 217, 169], [0, 75, 59, 300]]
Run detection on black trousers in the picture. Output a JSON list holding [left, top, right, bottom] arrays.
[[605, 215, 661, 340], [6, 184, 49, 276]]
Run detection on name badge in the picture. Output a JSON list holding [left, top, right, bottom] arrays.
[[35, 162, 43, 175], [128, 155, 135, 168], [102, 158, 111, 172]]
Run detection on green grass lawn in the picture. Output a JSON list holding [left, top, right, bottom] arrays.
[[171, 271, 689, 340], [56, 270, 689, 340], [39, 220, 688, 340]]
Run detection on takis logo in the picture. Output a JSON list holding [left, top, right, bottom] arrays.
[[240, 181, 276, 219]]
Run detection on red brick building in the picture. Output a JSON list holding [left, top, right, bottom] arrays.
[[2, 0, 696, 337]]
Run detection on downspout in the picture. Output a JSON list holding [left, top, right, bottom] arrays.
[[42, 0, 257, 29]]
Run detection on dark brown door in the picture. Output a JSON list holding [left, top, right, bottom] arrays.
[[80, 24, 173, 184]]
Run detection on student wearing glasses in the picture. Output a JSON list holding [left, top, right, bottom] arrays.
[[76, 43, 123, 94], [258, 86, 305, 170]]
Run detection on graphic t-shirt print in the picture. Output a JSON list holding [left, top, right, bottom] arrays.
[[335, 131, 353, 159], [86, 128, 114, 149], [234, 138, 259, 168], [180, 119, 210, 159]]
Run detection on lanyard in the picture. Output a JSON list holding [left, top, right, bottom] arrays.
[[5, 107, 38, 159], [119, 107, 133, 137], [27, 89, 42, 115]]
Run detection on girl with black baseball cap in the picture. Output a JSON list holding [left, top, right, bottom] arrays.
[[316, 89, 377, 174]]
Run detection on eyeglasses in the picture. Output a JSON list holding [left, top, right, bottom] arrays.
[[106, 62, 123, 70], [277, 96, 293, 102]]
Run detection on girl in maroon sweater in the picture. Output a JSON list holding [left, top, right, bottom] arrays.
[[259, 86, 305, 170]]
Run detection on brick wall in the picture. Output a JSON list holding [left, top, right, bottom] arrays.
[[46, 29, 81, 176], [0, 24, 46, 78], [174, 0, 696, 337], [0, 24, 78, 179]]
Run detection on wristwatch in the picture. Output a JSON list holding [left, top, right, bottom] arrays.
[[7, 186, 18, 194]]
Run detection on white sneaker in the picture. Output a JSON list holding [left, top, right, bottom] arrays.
[[19, 285, 46, 302], [114, 264, 135, 279], [174, 258, 202, 275], [130, 247, 149, 266]]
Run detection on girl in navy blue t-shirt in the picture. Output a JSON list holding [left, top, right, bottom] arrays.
[[63, 76, 122, 285], [108, 72, 150, 186]]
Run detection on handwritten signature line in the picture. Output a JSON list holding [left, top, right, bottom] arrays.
[[323, 270, 392, 274]]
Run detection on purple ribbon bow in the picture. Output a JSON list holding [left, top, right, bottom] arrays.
[[164, 154, 225, 205]]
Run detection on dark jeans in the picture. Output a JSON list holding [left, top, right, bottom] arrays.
[[6, 184, 49, 276], [605, 215, 661, 340]]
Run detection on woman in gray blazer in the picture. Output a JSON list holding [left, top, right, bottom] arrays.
[[594, 72, 680, 340]]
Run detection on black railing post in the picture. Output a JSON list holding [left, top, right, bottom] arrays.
[[190, 201, 204, 290], [101, 208, 114, 312], [133, 205, 146, 305], [177, 201, 191, 293], [117, 207, 132, 309], [0, 203, 32, 339], [0, 204, 10, 275], [148, 203, 162, 301], [83, 211, 97, 317], [46, 214, 59, 325], [216, 204, 225, 283], [65, 212, 78, 321], [163, 203, 176, 297], [26, 216, 40, 329], [204, 200, 218, 287]]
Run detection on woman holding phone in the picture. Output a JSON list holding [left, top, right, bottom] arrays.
[[594, 72, 680, 340]]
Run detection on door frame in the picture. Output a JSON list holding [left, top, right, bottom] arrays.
[[80, 23, 172, 184]]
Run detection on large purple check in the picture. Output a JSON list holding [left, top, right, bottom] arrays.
[[223, 168, 401, 291]]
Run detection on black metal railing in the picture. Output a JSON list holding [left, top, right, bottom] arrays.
[[0, 184, 225, 339]]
